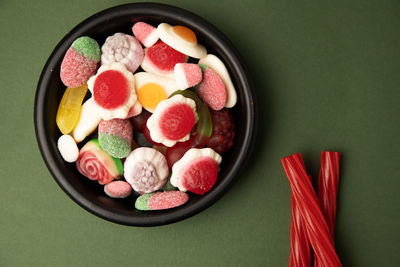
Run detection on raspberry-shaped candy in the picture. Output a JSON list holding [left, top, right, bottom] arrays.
[[207, 109, 235, 154]]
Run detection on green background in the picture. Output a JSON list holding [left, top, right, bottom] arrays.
[[1, 0, 399, 266]]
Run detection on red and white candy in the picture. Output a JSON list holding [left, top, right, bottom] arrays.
[[174, 63, 202, 90], [146, 94, 198, 147], [132, 22, 159, 48], [87, 62, 137, 120], [76, 139, 123, 185], [171, 148, 222, 195], [141, 40, 187, 78]]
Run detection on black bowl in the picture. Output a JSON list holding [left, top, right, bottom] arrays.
[[34, 3, 256, 226]]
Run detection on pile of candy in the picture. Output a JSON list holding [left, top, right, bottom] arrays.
[[56, 22, 237, 211]]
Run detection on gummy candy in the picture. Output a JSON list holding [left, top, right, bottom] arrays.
[[56, 84, 88, 134]]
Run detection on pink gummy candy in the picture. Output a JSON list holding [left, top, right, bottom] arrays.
[[61, 49, 98, 88], [104, 181, 132, 198], [174, 63, 202, 90], [196, 67, 227, 111], [132, 22, 159, 47], [148, 191, 189, 210]]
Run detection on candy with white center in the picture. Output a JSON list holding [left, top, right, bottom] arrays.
[[141, 40, 187, 78], [157, 23, 207, 58], [72, 98, 102, 143], [132, 22, 159, 47], [199, 54, 237, 108], [87, 62, 137, 120], [146, 94, 198, 147], [174, 63, 202, 90], [57, 134, 79, 162], [124, 147, 169, 194], [134, 72, 179, 113], [171, 148, 222, 195], [101, 33, 144, 73]]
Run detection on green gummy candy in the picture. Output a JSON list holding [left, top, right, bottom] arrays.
[[161, 176, 177, 191], [71, 36, 101, 61], [198, 64, 208, 71], [98, 134, 131, 159], [135, 193, 154, 211]]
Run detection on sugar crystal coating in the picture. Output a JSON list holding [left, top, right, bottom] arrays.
[[71, 36, 101, 61]]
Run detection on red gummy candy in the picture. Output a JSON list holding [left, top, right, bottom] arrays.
[[181, 156, 218, 195], [159, 103, 196, 141], [207, 109, 235, 153], [147, 40, 186, 71], [93, 70, 130, 109]]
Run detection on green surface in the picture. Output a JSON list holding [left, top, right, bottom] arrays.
[[71, 36, 101, 61], [1, 0, 399, 266]]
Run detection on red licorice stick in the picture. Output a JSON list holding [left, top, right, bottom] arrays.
[[281, 153, 341, 267], [289, 156, 312, 267], [314, 151, 341, 267], [317, 151, 341, 237]]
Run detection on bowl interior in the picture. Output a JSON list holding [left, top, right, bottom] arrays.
[[35, 3, 255, 226]]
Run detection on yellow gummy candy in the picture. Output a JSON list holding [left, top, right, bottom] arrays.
[[56, 84, 88, 134]]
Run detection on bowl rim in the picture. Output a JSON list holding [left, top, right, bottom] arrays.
[[34, 2, 257, 226]]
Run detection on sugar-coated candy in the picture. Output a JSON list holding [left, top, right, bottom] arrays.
[[146, 95, 198, 147], [132, 22, 159, 48], [98, 118, 133, 159], [57, 134, 79, 163], [199, 54, 237, 108], [196, 64, 227, 111], [60, 36, 100, 88], [76, 139, 123, 185], [135, 191, 189, 211], [174, 63, 202, 90], [87, 62, 137, 120], [157, 23, 207, 59], [104, 181, 132, 198], [72, 98, 102, 143], [134, 72, 179, 112], [56, 84, 88, 134], [101, 33, 144, 73], [171, 148, 222, 194], [141, 40, 187, 78], [124, 147, 169, 194]]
